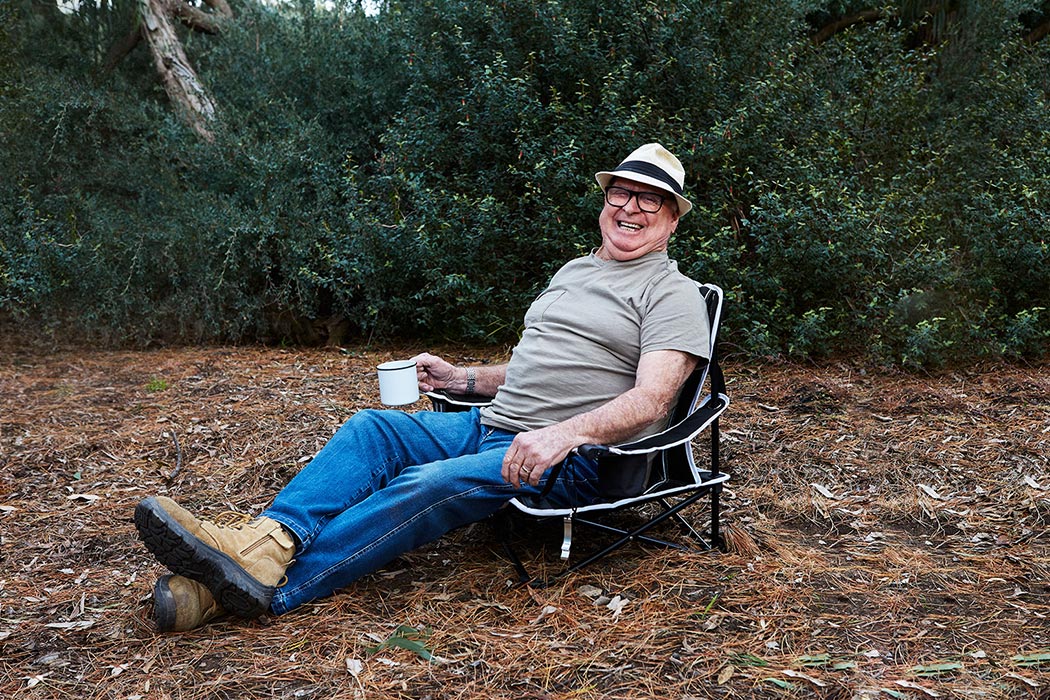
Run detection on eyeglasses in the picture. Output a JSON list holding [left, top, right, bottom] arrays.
[[604, 185, 668, 213]]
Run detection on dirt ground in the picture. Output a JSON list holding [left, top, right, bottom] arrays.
[[1, 341, 1048, 699]]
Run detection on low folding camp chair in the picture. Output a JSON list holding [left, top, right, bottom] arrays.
[[427, 282, 730, 586]]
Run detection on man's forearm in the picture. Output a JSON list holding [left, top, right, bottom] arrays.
[[557, 385, 672, 447], [560, 349, 698, 446], [451, 364, 507, 396], [499, 382, 682, 488]]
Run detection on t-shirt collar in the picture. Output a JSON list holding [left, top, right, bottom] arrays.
[[589, 248, 670, 267]]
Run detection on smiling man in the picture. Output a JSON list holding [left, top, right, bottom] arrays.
[[134, 143, 711, 632]]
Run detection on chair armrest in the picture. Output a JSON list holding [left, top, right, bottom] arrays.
[[578, 391, 730, 459], [424, 389, 495, 412]]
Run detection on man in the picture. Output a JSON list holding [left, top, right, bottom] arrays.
[[135, 143, 711, 632]]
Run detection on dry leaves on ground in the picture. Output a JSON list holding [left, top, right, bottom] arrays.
[[0, 342, 1048, 699]]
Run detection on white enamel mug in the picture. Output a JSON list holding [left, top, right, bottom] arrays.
[[377, 359, 420, 406]]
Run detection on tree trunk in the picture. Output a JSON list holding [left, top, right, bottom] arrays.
[[139, 0, 218, 141]]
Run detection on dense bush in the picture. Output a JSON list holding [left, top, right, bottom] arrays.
[[682, 8, 1050, 364], [1, 0, 406, 343], [1, 0, 1048, 363]]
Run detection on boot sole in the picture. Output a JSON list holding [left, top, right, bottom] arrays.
[[135, 497, 273, 619], [152, 575, 178, 633]]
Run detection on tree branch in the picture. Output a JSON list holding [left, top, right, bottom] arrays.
[[103, 25, 142, 72], [173, 1, 231, 34], [1025, 19, 1050, 44], [812, 9, 883, 45]]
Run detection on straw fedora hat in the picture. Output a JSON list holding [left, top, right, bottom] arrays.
[[595, 143, 692, 217]]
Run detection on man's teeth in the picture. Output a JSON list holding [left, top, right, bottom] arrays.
[[618, 222, 643, 230]]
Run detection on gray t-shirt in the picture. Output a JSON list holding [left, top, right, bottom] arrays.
[[479, 250, 710, 438]]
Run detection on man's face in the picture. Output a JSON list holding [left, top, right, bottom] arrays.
[[597, 177, 680, 261]]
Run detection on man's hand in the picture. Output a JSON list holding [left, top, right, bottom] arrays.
[[412, 352, 458, 393], [501, 423, 577, 488]]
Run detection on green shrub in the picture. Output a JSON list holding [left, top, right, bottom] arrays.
[[2, 0, 1048, 364]]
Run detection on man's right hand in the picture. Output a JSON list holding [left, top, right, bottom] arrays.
[[412, 352, 458, 393]]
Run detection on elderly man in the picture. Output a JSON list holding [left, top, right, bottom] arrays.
[[135, 143, 710, 632]]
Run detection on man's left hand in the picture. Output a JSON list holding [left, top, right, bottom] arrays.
[[501, 424, 575, 488]]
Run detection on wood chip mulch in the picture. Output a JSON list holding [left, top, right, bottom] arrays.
[[1, 341, 1047, 699]]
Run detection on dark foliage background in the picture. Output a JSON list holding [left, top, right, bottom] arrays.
[[2, 0, 1048, 364]]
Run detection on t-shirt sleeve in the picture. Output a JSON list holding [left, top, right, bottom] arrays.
[[639, 274, 712, 360]]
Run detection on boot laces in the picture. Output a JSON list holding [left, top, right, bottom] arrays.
[[213, 511, 253, 529]]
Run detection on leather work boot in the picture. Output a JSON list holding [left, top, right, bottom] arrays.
[[135, 496, 295, 619], [153, 574, 225, 632]]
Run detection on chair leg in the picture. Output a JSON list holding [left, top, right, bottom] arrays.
[[659, 490, 725, 550], [710, 483, 725, 551], [567, 489, 714, 568], [708, 416, 726, 551], [492, 510, 533, 585], [661, 498, 709, 542], [500, 487, 725, 588], [573, 519, 696, 553]]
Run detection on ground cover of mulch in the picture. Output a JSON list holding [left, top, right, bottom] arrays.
[[1, 340, 1047, 700]]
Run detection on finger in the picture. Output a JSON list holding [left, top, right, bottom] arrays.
[[413, 353, 438, 374], [501, 451, 517, 485], [507, 455, 530, 489], [508, 450, 531, 487], [514, 464, 529, 489], [416, 370, 432, 392]]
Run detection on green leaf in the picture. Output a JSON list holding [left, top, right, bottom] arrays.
[[145, 378, 169, 392], [730, 653, 769, 668], [763, 677, 795, 689], [909, 661, 963, 676], [1011, 652, 1050, 667], [366, 625, 435, 662], [689, 594, 721, 618], [796, 653, 831, 667], [379, 636, 434, 661]]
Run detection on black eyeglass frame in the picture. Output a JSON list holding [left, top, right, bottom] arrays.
[[604, 185, 669, 214]]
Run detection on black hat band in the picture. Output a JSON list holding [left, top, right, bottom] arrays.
[[613, 160, 683, 194]]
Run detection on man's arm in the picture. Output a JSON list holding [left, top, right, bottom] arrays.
[[412, 352, 507, 397], [502, 349, 699, 487]]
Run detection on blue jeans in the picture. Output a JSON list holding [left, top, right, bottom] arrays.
[[262, 408, 600, 614]]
